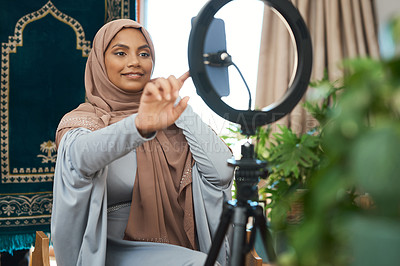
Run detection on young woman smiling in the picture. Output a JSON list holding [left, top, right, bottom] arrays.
[[51, 19, 234, 266]]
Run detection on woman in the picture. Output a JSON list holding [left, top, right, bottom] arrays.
[[51, 19, 234, 266]]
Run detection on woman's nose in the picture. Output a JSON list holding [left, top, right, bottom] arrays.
[[127, 54, 140, 67]]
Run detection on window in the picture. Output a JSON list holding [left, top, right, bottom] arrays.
[[145, 0, 264, 135]]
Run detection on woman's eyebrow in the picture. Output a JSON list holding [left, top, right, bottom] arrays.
[[138, 44, 151, 50], [110, 44, 150, 50], [111, 44, 129, 49]]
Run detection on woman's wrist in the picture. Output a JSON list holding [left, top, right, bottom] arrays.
[[134, 115, 155, 138]]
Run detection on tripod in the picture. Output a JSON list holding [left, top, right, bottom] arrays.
[[205, 142, 277, 266]]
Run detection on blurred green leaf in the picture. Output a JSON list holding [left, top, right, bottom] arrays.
[[351, 125, 400, 215], [347, 215, 400, 266]]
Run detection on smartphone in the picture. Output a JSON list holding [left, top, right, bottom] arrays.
[[191, 17, 230, 97]]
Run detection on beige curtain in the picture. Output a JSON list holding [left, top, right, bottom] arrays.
[[255, 0, 380, 134]]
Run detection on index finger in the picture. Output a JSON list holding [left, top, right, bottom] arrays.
[[178, 71, 191, 84]]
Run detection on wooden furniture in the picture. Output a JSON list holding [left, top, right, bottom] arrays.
[[245, 246, 263, 266], [30, 231, 50, 266], [245, 230, 275, 266]]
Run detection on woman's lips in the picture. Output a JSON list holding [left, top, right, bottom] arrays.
[[122, 73, 143, 79]]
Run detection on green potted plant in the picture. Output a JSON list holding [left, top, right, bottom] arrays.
[[219, 77, 341, 204], [253, 76, 341, 227], [220, 76, 342, 258]]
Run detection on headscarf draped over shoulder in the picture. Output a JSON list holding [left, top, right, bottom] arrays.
[[55, 19, 155, 146], [55, 19, 197, 251]]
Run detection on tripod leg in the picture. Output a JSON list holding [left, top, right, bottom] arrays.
[[204, 202, 234, 266], [253, 205, 277, 262], [229, 205, 248, 266]]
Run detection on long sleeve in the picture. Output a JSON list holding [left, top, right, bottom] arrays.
[[68, 114, 155, 178], [175, 104, 233, 188]]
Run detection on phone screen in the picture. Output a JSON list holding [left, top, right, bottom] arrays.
[[191, 17, 230, 97]]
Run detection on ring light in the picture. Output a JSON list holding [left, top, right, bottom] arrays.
[[188, 0, 313, 135]]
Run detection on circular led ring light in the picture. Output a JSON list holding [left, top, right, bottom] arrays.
[[188, 0, 313, 135]]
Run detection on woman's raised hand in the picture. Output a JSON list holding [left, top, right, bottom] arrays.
[[135, 71, 190, 136]]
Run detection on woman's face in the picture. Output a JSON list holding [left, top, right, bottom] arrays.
[[104, 28, 153, 92]]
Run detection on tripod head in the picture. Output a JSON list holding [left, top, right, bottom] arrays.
[[227, 142, 268, 204]]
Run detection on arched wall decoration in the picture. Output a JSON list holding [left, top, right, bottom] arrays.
[[0, 0, 91, 184]]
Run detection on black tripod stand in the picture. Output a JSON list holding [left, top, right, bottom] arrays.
[[205, 142, 277, 266]]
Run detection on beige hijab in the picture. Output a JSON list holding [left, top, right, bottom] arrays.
[[56, 19, 196, 250]]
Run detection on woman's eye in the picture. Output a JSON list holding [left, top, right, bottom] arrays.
[[115, 51, 126, 56], [139, 52, 150, 57]]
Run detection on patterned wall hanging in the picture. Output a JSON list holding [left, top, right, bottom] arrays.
[[0, 0, 137, 253]]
